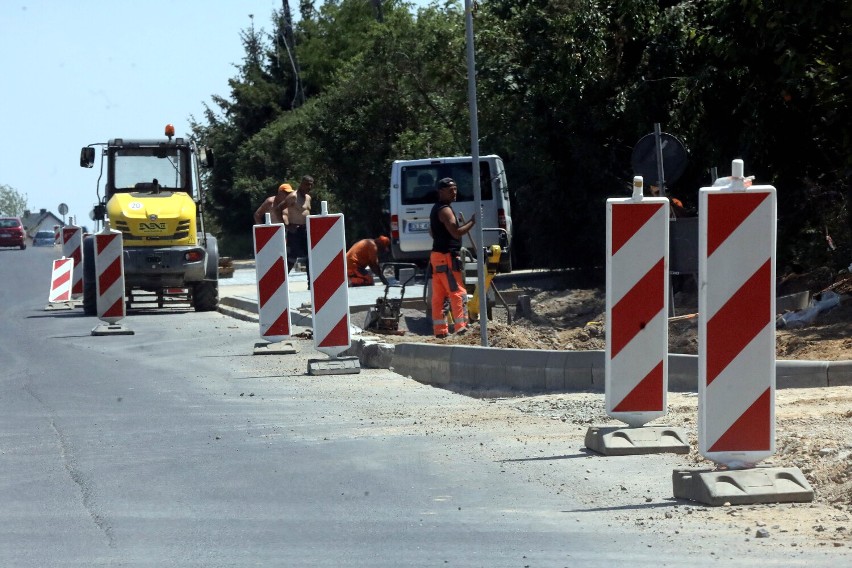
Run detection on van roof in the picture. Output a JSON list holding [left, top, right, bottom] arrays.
[[393, 154, 501, 165]]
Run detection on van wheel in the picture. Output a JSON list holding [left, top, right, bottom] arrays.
[[424, 279, 433, 325]]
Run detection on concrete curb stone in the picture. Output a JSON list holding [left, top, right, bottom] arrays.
[[777, 360, 829, 388], [221, 294, 848, 393], [347, 336, 841, 393], [827, 361, 852, 386]]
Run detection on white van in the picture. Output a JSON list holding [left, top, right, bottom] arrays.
[[388, 155, 513, 272]]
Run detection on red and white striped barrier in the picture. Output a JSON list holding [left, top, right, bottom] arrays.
[[253, 221, 291, 342], [699, 159, 776, 468], [48, 257, 74, 303], [307, 208, 351, 357], [94, 227, 126, 324], [605, 177, 670, 427], [61, 225, 83, 298]]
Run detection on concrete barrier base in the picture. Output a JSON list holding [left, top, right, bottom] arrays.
[[672, 466, 814, 506], [253, 341, 298, 355], [91, 322, 135, 336], [584, 425, 690, 455], [308, 356, 361, 376], [44, 301, 75, 311]]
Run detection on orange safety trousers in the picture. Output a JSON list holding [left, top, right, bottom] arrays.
[[430, 251, 468, 336], [348, 268, 375, 287]]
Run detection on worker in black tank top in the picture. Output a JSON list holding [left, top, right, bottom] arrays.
[[428, 177, 476, 338], [430, 202, 461, 253]]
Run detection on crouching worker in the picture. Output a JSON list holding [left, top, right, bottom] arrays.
[[429, 178, 476, 338], [346, 236, 390, 287]]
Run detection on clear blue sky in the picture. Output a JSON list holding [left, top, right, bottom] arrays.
[[0, 0, 433, 228]]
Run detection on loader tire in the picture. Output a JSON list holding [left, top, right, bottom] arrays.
[[82, 236, 97, 316], [192, 279, 219, 312]]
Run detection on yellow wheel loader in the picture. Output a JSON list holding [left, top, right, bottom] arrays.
[[79, 124, 218, 314]]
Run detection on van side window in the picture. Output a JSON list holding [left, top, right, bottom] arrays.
[[449, 162, 493, 202], [401, 168, 439, 205]]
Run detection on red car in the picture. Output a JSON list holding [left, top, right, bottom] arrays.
[[0, 217, 26, 250]]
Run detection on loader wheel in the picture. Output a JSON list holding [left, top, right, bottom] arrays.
[[192, 279, 219, 312], [498, 248, 513, 273], [82, 236, 97, 316]]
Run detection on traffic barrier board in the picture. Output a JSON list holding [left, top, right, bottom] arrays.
[[48, 257, 74, 304], [307, 209, 352, 358], [253, 222, 292, 343], [94, 227, 126, 325], [698, 160, 776, 468], [61, 225, 83, 298], [605, 177, 669, 427]]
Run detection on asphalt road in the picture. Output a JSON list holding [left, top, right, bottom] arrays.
[[1, 246, 845, 567]]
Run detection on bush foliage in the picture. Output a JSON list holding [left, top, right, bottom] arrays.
[[192, 0, 851, 273]]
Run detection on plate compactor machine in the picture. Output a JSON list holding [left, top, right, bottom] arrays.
[[363, 263, 419, 335]]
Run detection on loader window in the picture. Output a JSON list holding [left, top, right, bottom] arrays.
[[400, 162, 492, 205], [113, 148, 189, 192]]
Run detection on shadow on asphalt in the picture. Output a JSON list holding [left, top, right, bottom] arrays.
[[499, 453, 589, 463]]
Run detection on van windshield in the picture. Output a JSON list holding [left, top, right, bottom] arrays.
[[400, 162, 493, 205]]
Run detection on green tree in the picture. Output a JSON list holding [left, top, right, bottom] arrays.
[[0, 184, 29, 216], [195, 0, 469, 253], [192, 13, 290, 254], [193, 0, 850, 274], [473, 0, 665, 269], [284, 2, 470, 241], [670, 0, 852, 270]]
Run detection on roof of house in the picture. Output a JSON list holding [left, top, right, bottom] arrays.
[[21, 209, 64, 234]]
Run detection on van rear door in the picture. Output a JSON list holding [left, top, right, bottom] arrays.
[[392, 157, 497, 248], [394, 160, 440, 258]]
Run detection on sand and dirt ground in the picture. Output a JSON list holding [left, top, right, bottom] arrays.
[[352, 276, 851, 546]]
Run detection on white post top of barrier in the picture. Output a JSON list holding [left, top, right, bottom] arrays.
[[712, 159, 756, 192], [265, 212, 272, 225], [632, 176, 644, 201], [321, 200, 328, 215], [100, 220, 112, 234], [726, 159, 748, 192], [731, 158, 744, 179]]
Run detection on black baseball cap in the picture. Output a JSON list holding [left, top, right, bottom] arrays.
[[437, 177, 456, 189]]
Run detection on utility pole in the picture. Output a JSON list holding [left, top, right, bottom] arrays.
[[282, 0, 306, 108], [465, 0, 488, 347], [371, 0, 384, 22]]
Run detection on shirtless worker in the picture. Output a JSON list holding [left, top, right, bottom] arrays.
[[281, 175, 315, 278], [253, 183, 293, 225], [346, 236, 390, 287]]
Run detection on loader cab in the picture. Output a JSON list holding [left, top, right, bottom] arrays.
[[80, 125, 215, 205], [106, 141, 193, 197]]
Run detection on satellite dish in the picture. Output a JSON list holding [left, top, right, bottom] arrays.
[[631, 132, 688, 187], [58, 203, 69, 215]]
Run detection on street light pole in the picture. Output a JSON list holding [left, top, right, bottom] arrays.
[[465, 0, 488, 347]]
